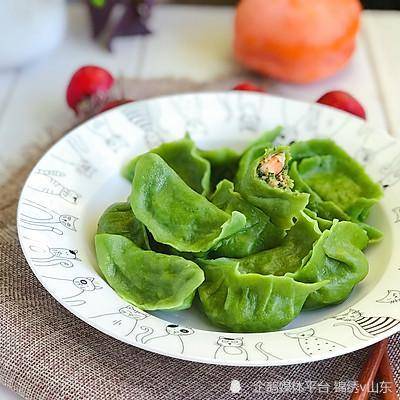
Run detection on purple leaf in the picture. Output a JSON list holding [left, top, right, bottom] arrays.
[[86, 0, 153, 48]]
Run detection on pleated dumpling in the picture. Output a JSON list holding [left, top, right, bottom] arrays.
[[236, 211, 321, 276], [130, 153, 246, 253], [95, 234, 204, 311], [235, 144, 309, 230], [121, 134, 211, 196], [198, 147, 240, 192], [198, 258, 325, 332], [289, 220, 369, 309], [197, 213, 324, 332], [209, 179, 285, 258], [289, 139, 383, 223], [97, 202, 150, 249]]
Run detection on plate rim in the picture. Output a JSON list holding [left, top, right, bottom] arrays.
[[16, 91, 400, 367]]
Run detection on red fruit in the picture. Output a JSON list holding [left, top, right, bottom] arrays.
[[316, 90, 366, 119], [98, 98, 134, 113], [66, 66, 114, 113], [232, 81, 265, 93]]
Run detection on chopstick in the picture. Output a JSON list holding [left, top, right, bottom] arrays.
[[377, 351, 397, 400], [351, 339, 388, 400]]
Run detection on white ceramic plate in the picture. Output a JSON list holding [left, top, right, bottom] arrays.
[[17, 92, 400, 366]]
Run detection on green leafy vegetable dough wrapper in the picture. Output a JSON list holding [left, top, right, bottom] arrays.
[[93, 128, 383, 333]]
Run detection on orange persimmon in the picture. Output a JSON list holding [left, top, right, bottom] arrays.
[[234, 0, 362, 83]]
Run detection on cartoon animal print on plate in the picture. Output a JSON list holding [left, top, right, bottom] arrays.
[[378, 153, 400, 189], [122, 103, 166, 149], [285, 328, 345, 357], [172, 96, 206, 137], [90, 305, 148, 337], [333, 309, 400, 341], [52, 136, 97, 178], [354, 125, 393, 167], [24, 237, 80, 268], [237, 94, 262, 134], [28, 170, 81, 204], [136, 324, 194, 355], [41, 276, 102, 306], [318, 111, 350, 139], [215, 94, 233, 123], [19, 199, 78, 235], [87, 117, 128, 153], [377, 290, 400, 304], [280, 102, 319, 143], [36, 169, 65, 178], [293, 105, 321, 140], [254, 342, 282, 361], [392, 207, 400, 223], [214, 337, 248, 361]]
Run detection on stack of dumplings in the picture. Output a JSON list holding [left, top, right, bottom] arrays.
[[95, 127, 383, 332]]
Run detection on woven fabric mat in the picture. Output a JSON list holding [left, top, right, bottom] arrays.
[[0, 78, 399, 400]]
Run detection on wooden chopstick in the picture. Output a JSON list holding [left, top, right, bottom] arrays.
[[351, 339, 388, 400], [377, 351, 397, 400]]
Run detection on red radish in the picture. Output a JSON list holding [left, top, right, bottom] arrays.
[[316, 90, 366, 119], [66, 66, 114, 113], [232, 81, 265, 93], [98, 98, 134, 113]]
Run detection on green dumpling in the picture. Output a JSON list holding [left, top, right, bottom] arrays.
[[95, 233, 204, 310], [303, 208, 333, 232], [289, 139, 383, 222], [237, 211, 321, 276], [357, 222, 383, 244], [121, 134, 211, 196], [198, 148, 240, 192], [289, 161, 348, 221], [289, 220, 369, 309], [303, 207, 383, 244], [97, 202, 150, 249], [196, 127, 283, 192], [197, 212, 324, 332], [198, 258, 325, 332], [130, 153, 247, 253], [235, 144, 309, 230], [209, 180, 285, 258]]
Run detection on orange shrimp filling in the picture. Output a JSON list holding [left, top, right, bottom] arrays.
[[257, 152, 293, 190], [259, 152, 286, 176]]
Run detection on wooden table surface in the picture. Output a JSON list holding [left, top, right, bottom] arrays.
[[0, 3, 399, 399]]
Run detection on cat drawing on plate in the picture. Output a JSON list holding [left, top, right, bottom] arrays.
[[123, 103, 165, 149], [19, 199, 78, 235], [334, 309, 400, 341], [52, 137, 97, 179], [88, 118, 128, 153], [285, 328, 345, 357], [41, 275, 102, 306], [26, 238, 80, 268], [29, 170, 81, 204], [214, 337, 248, 361], [377, 290, 400, 304], [90, 305, 148, 336], [135, 324, 194, 354]]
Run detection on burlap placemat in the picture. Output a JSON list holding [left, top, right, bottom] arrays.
[[0, 78, 398, 400]]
